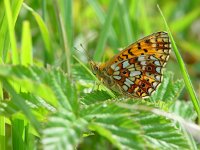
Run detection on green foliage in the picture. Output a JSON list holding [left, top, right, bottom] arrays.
[[149, 72, 185, 104], [42, 107, 88, 150], [0, 65, 195, 149], [170, 100, 197, 121]]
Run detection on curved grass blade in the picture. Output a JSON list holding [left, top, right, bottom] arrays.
[[93, 0, 118, 61], [4, 0, 19, 64], [23, 3, 54, 64], [21, 21, 33, 66], [157, 5, 200, 123]]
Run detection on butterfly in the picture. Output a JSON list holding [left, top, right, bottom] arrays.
[[90, 31, 171, 98]]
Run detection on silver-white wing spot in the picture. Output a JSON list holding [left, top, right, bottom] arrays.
[[130, 71, 141, 77], [156, 67, 161, 73], [148, 88, 154, 94], [124, 78, 134, 87], [113, 71, 120, 75], [122, 85, 128, 91], [122, 60, 130, 68], [150, 55, 157, 60], [155, 75, 161, 81], [154, 60, 160, 66], [138, 55, 146, 61], [113, 75, 121, 80], [127, 64, 135, 69], [140, 61, 147, 65], [114, 66, 120, 71], [153, 82, 159, 88], [111, 63, 117, 70]]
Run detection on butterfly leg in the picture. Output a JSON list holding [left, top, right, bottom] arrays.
[[92, 79, 102, 91], [96, 81, 101, 90], [116, 84, 126, 95], [92, 81, 98, 91]]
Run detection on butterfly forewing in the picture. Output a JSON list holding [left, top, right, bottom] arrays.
[[93, 31, 171, 98]]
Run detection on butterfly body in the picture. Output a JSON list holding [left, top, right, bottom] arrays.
[[90, 31, 171, 98]]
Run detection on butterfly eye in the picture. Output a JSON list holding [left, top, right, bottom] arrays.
[[94, 66, 98, 71], [92, 66, 99, 75]]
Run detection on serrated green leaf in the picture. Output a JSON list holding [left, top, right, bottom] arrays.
[[0, 65, 58, 107], [88, 123, 122, 149], [170, 100, 197, 121], [118, 102, 191, 149], [72, 64, 93, 81], [81, 102, 145, 149], [81, 90, 112, 105], [0, 92, 54, 119], [135, 113, 189, 149], [0, 65, 79, 112], [42, 107, 88, 150], [0, 64, 193, 149], [0, 64, 78, 124], [150, 71, 184, 103]]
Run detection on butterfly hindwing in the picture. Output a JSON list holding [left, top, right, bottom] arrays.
[[105, 31, 171, 98], [90, 31, 171, 98]]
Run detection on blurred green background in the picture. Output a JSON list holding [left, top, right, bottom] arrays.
[[8, 0, 200, 98]]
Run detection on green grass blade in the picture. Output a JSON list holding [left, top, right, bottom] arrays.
[[87, 0, 118, 48], [42, 0, 46, 21], [118, 0, 133, 45], [157, 5, 200, 123], [21, 21, 33, 66], [4, 0, 19, 64], [0, 116, 5, 150], [61, 0, 73, 48], [93, 0, 118, 61], [24, 124, 35, 150], [58, 0, 74, 73], [0, 0, 23, 62], [59, 10, 71, 76], [12, 119, 25, 150], [0, 63, 5, 150], [53, 0, 71, 75], [23, 3, 54, 64]]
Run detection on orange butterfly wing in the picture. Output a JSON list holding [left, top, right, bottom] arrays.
[[101, 31, 171, 98]]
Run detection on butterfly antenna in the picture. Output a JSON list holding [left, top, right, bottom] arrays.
[[79, 44, 92, 61]]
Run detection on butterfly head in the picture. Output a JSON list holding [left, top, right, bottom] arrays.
[[89, 61, 100, 76], [90, 60, 115, 88]]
